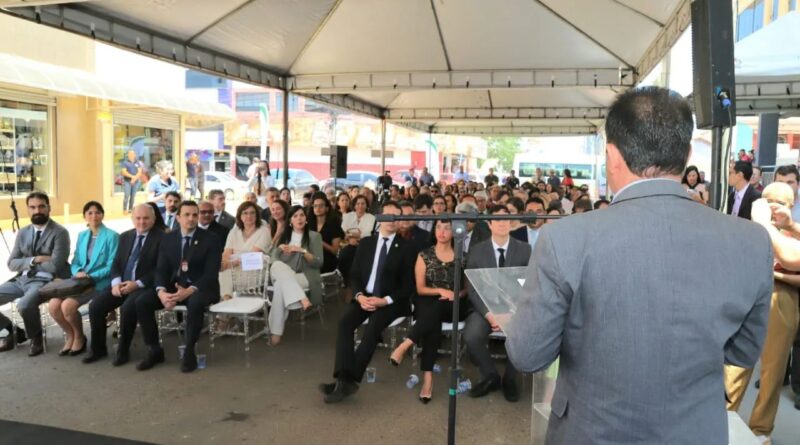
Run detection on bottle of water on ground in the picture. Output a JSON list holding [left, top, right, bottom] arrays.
[[456, 378, 472, 394], [406, 374, 419, 389]]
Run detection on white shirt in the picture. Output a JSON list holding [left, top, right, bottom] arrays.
[[491, 237, 510, 267], [364, 233, 396, 304], [731, 184, 750, 217], [341, 212, 376, 238], [793, 194, 800, 222], [526, 226, 540, 250], [561, 198, 574, 215], [464, 230, 473, 253]]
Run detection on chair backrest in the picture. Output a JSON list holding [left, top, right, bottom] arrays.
[[230, 254, 270, 300]]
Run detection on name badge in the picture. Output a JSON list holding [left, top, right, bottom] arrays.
[[181, 261, 189, 273]]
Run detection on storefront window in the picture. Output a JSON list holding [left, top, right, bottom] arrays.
[[0, 100, 51, 196], [112, 124, 174, 193]]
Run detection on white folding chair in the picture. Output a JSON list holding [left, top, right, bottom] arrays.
[[208, 254, 270, 351]]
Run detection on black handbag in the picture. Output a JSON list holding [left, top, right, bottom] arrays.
[[38, 277, 95, 299]]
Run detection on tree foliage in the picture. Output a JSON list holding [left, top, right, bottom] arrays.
[[485, 137, 521, 172]]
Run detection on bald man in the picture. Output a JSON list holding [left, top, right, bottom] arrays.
[[724, 182, 799, 443]]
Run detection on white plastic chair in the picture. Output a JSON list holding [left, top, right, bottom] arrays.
[[208, 254, 270, 351]]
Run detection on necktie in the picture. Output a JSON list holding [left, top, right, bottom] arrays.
[[32, 230, 42, 253], [181, 236, 191, 260], [123, 235, 144, 282], [373, 237, 389, 297], [167, 214, 174, 228], [497, 247, 506, 268], [215, 213, 220, 223]]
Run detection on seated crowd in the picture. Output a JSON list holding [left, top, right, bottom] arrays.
[[6, 161, 795, 421]]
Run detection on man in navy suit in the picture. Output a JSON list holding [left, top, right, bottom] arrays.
[[161, 191, 182, 231], [135, 200, 222, 373]]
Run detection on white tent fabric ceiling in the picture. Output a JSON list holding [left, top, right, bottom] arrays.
[[0, 0, 689, 136]]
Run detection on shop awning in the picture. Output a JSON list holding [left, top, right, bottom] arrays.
[[0, 52, 235, 128]]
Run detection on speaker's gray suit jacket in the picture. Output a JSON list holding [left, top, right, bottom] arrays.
[[506, 179, 773, 445]]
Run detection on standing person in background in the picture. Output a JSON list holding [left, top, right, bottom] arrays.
[[484, 168, 499, 187], [248, 161, 275, 209], [147, 160, 178, 212], [196, 158, 205, 200], [418, 167, 435, 187], [455, 166, 469, 183], [505, 170, 520, 189], [506, 87, 773, 445], [750, 165, 764, 193], [681, 165, 708, 205], [246, 157, 260, 180], [561, 169, 574, 188], [186, 153, 200, 199], [121, 150, 144, 214], [727, 161, 761, 220], [404, 167, 418, 187], [547, 169, 561, 190]]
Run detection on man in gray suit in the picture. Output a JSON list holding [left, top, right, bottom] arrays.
[[506, 87, 774, 445], [0, 192, 71, 356], [465, 204, 531, 402]]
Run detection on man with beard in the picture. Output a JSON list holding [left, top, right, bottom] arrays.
[[161, 191, 181, 231], [0, 192, 71, 356]]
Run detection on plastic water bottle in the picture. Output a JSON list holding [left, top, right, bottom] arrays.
[[432, 364, 441, 374], [366, 367, 376, 383], [197, 354, 207, 369], [178, 344, 186, 360], [406, 374, 419, 389], [456, 378, 472, 394]]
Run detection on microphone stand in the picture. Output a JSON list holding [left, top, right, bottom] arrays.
[[375, 212, 561, 445]]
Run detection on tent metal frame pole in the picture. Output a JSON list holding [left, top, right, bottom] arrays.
[[282, 91, 290, 189], [380, 118, 387, 173]]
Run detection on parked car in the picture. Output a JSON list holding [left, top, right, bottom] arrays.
[[203, 171, 249, 200], [272, 168, 319, 193], [321, 171, 380, 192]]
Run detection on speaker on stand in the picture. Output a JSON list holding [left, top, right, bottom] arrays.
[[329, 145, 347, 192], [691, 0, 736, 211]]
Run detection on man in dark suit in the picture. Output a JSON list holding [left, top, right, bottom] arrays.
[[727, 160, 761, 220], [209, 189, 235, 229], [464, 204, 531, 402], [198, 200, 230, 244], [320, 201, 415, 403], [134, 200, 222, 373], [455, 202, 490, 254], [511, 197, 546, 250], [0, 192, 71, 356], [397, 200, 431, 255], [83, 204, 165, 365], [161, 191, 181, 231]]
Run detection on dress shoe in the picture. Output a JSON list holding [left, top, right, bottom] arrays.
[[468, 374, 501, 398], [58, 348, 71, 356], [69, 336, 87, 356], [181, 350, 198, 373], [82, 350, 108, 364], [794, 393, 800, 411], [502, 375, 520, 402], [755, 379, 760, 389], [112, 350, 130, 367], [318, 382, 337, 395], [0, 337, 14, 353], [14, 326, 27, 344], [136, 348, 165, 371], [28, 335, 44, 357], [324, 380, 359, 403], [0, 326, 25, 352]]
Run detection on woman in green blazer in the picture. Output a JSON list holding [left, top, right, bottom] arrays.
[[268, 205, 323, 345], [48, 201, 119, 356]]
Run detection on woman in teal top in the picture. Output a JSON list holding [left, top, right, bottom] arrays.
[[47, 201, 119, 356]]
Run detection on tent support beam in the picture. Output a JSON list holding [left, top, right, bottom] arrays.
[[432, 125, 598, 136], [533, 0, 635, 69], [609, 0, 665, 27], [636, 0, 690, 81], [429, 0, 452, 72], [386, 106, 606, 121], [185, 0, 258, 44]]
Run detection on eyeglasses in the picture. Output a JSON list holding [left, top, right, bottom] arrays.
[[199, 210, 214, 214], [312, 204, 327, 209]]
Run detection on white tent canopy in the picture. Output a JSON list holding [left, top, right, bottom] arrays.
[[0, 0, 693, 136]]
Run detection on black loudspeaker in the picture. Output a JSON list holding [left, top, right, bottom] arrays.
[[691, 0, 736, 129], [329, 145, 347, 178]]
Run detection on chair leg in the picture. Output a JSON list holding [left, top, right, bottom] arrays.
[[209, 316, 215, 349], [244, 316, 250, 352]]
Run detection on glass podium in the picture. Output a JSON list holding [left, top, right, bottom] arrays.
[[465, 267, 762, 445]]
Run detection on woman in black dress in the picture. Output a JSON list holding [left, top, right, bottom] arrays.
[[389, 219, 467, 403], [307, 192, 343, 274]]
